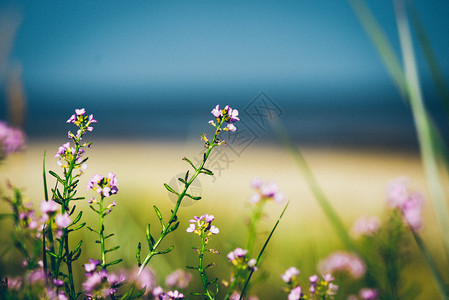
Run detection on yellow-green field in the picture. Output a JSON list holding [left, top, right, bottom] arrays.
[[0, 140, 445, 299]]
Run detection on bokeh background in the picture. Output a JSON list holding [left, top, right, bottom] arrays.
[[1, 1, 449, 299]]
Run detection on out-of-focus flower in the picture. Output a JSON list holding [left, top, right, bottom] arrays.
[[352, 215, 381, 237], [40, 200, 59, 216], [0, 121, 25, 158], [227, 248, 248, 264], [249, 178, 284, 204], [386, 177, 425, 231], [288, 286, 303, 300], [359, 288, 379, 300], [87, 172, 119, 198], [84, 259, 100, 274], [229, 292, 259, 300], [167, 290, 184, 299], [55, 213, 71, 228], [165, 269, 192, 289], [82, 269, 124, 298], [319, 252, 366, 279], [281, 267, 300, 284]]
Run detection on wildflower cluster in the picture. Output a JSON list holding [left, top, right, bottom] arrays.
[[0, 120, 25, 160], [209, 104, 240, 132], [249, 177, 284, 204], [223, 247, 258, 298], [387, 176, 425, 231], [87, 172, 119, 199], [281, 268, 338, 300], [82, 259, 125, 298], [187, 213, 220, 299]]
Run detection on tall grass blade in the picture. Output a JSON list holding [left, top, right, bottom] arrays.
[[348, 0, 407, 99], [269, 117, 357, 253], [406, 0, 449, 119], [239, 201, 289, 300], [394, 0, 449, 265]]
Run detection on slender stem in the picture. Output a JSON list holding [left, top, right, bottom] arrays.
[[245, 201, 265, 256], [138, 120, 225, 276], [99, 195, 106, 267], [198, 233, 214, 300]]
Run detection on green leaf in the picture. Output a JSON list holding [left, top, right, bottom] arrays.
[[185, 193, 201, 201], [46, 250, 58, 258], [104, 259, 123, 268], [72, 211, 83, 224], [167, 221, 179, 233], [182, 157, 197, 171], [146, 224, 155, 248], [89, 205, 99, 214], [69, 222, 86, 232], [105, 233, 115, 239], [184, 170, 189, 181], [136, 242, 142, 266], [153, 206, 163, 222], [200, 167, 214, 176], [105, 245, 120, 253], [158, 245, 174, 255], [164, 183, 178, 195], [49, 170, 65, 184], [178, 177, 187, 184]]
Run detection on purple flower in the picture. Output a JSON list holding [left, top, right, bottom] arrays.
[[249, 178, 284, 204], [55, 213, 71, 228], [211, 105, 222, 118], [66, 108, 97, 134], [226, 123, 237, 132], [186, 213, 219, 237], [0, 121, 25, 156], [87, 172, 119, 198], [40, 200, 59, 215], [288, 286, 302, 300], [359, 288, 379, 300], [167, 290, 184, 299], [319, 252, 365, 279], [165, 269, 192, 289], [84, 259, 100, 274], [386, 177, 425, 232], [227, 106, 240, 122], [281, 267, 300, 283]]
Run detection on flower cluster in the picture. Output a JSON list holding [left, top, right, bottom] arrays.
[[227, 248, 257, 272], [387, 177, 425, 231], [318, 251, 366, 279], [0, 121, 25, 159], [282, 269, 338, 300], [82, 259, 124, 298], [165, 269, 193, 289], [186, 213, 219, 242], [66, 108, 97, 138], [87, 172, 119, 199], [249, 177, 284, 204], [54, 142, 87, 169], [154, 289, 185, 300], [209, 105, 239, 132]]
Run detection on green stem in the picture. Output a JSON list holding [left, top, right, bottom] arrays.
[[198, 233, 214, 300], [245, 201, 266, 256], [99, 195, 106, 268], [138, 120, 225, 276]]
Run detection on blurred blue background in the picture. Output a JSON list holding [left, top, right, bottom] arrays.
[[0, 0, 448, 149]]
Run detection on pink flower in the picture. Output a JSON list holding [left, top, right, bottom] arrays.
[[167, 290, 184, 299], [40, 200, 59, 215], [386, 177, 425, 232], [359, 288, 379, 300], [319, 252, 365, 279], [281, 267, 300, 283], [165, 269, 192, 289], [55, 213, 71, 228], [288, 286, 302, 300], [211, 105, 222, 118], [0, 121, 25, 156], [227, 248, 248, 262], [249, 178, 284, 204]]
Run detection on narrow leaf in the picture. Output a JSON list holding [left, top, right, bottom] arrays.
[[167, 221, 179, 233], [105, 245, 120, 253], [136, 242, 142, 266], [49, 170, 65, 184], [164, 183, 178, 195], [182, 157, 197, 171], [185, 193, 201, 201]]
